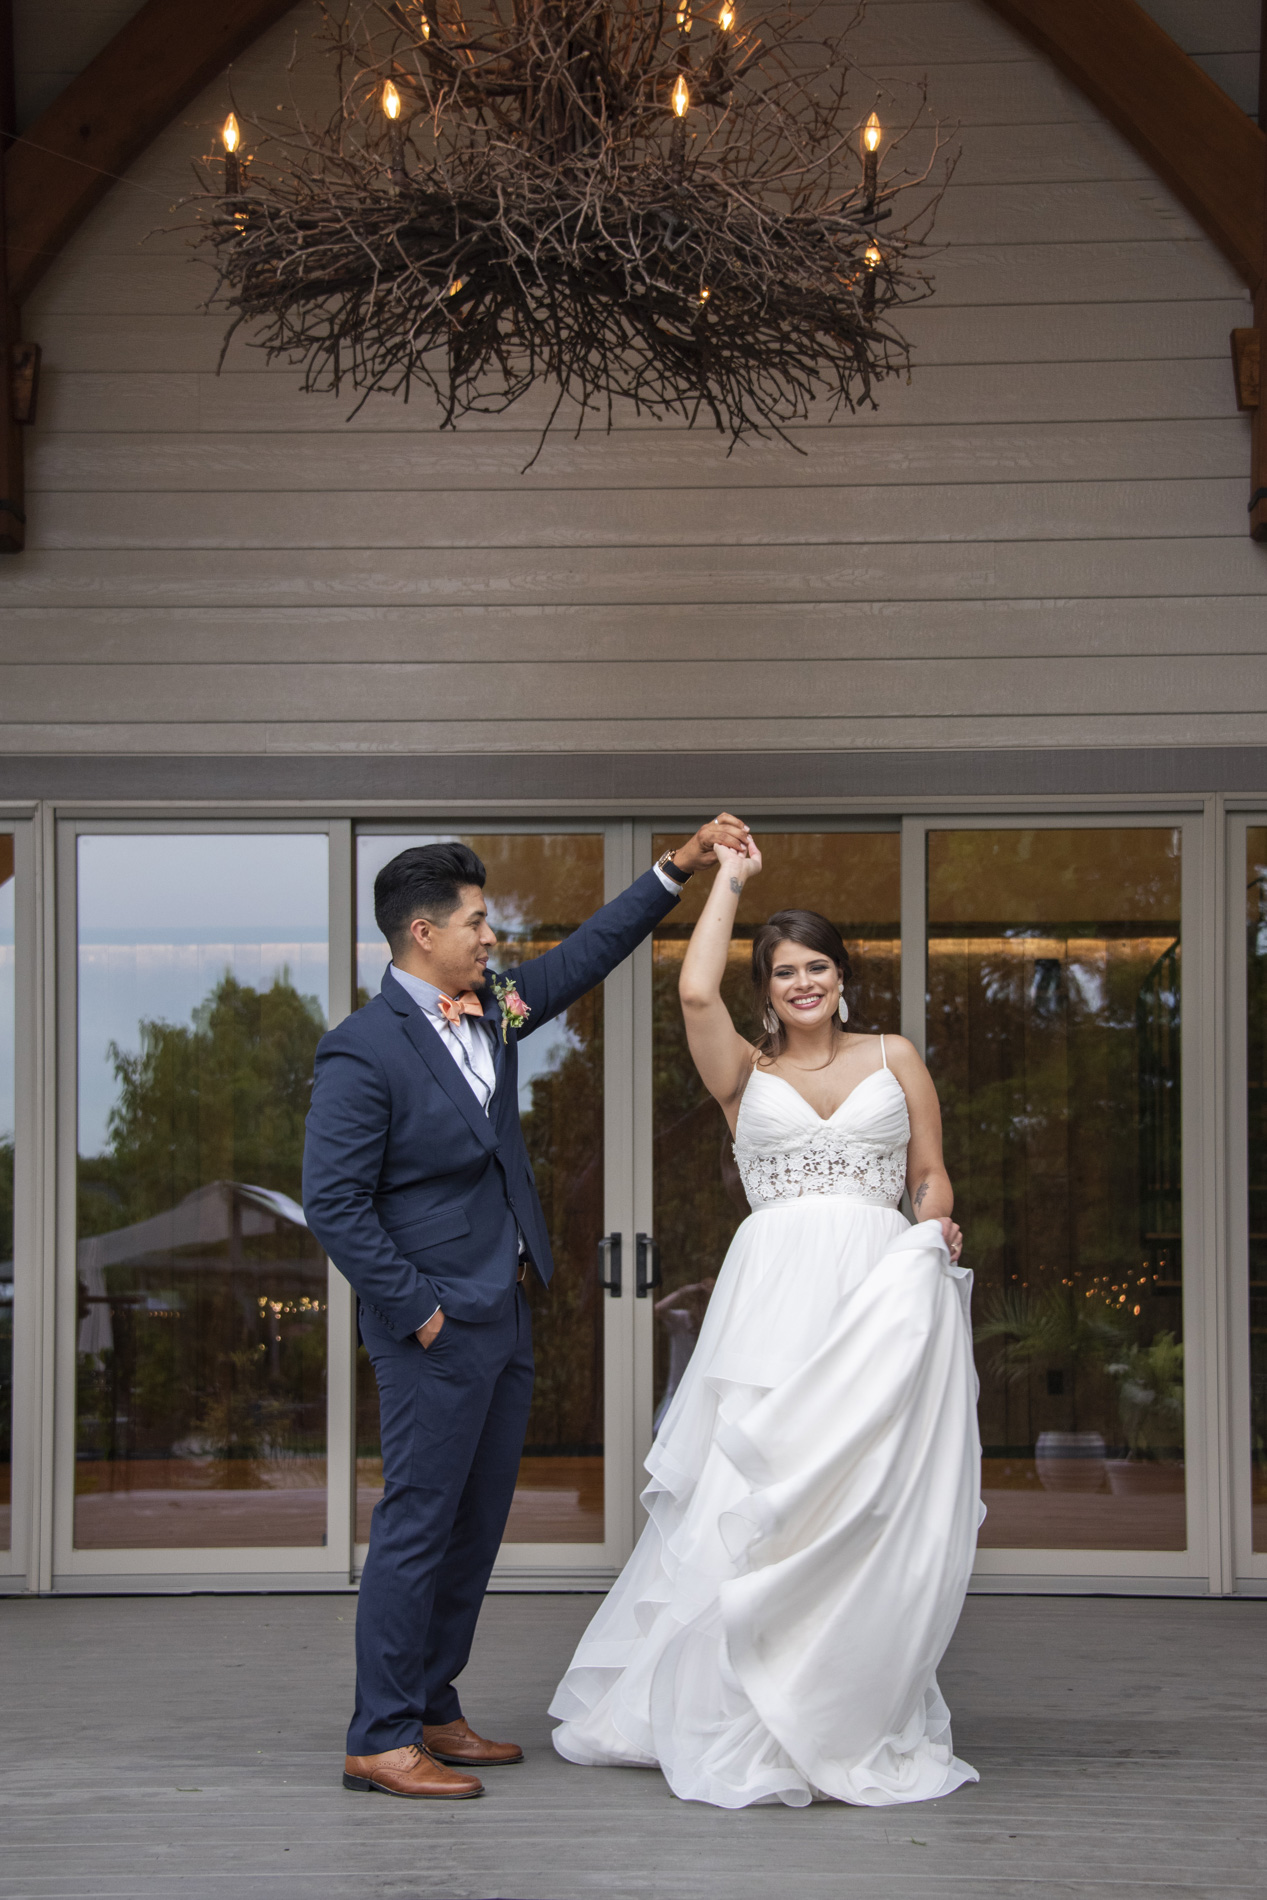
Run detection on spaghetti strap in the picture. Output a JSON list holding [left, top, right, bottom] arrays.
[[879, 1034, 888, 1070]]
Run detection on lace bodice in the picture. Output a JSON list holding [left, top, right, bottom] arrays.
[[733, 1061, 910, 1211]]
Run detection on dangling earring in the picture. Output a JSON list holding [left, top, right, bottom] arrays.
[[764, 1005, 779, 1036], [838, 990, 849, 1025]]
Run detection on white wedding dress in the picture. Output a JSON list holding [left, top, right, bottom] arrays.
[[550, 1041, 982, 1808]]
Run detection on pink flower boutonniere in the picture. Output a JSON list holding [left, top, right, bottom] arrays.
[[490, 974, 531, 1044]]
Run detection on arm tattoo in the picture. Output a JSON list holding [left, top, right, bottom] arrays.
[[729, 876, 743, 895], [913, 1180, 929, 1213]]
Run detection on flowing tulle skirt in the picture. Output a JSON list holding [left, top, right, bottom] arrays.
[[550, 1197, 982, 1808]]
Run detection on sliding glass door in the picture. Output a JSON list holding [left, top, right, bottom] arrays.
[[52, 818, 640, 1587], [640, 815, 1210, 1587], [37, 808, 1224, 1592], [55, 823, 342, 1582], [352, 829, 627, 1578], [0, 832, 16, 1570], [908, 816, 1207, 1583], [1230, 818, 1267, 1587]]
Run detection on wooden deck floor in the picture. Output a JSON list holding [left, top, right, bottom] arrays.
[[1, 1591, 1264, 1900]]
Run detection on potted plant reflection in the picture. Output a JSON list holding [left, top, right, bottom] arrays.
[[974, 1283, 1122, 1491], [1104, 1332, 1185, 1495]]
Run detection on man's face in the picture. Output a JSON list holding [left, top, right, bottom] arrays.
[[403, 884, 498, 993]]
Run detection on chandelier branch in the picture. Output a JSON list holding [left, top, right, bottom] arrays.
[[179, 0, 954, 458]]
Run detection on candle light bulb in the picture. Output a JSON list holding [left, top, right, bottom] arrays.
[[449, 277, 464, 296], [698, 285, 711, 303], [220, 111, 243, 197], [676, 4, 692, 31], [419, 12, 430, 36], [718, 4, 734, 29], [672, 73, 690, 117], [382, 79, 401, 120], [862, 111, 881, 155], [864, 242, 882, 270]]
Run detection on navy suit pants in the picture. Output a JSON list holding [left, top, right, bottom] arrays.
[[348, 1286, 533, 1754]]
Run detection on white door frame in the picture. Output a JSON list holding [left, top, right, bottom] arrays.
[[0, 817, 38, 1592], [1226, 810, 1267, 1592]]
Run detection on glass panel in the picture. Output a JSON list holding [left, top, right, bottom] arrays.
[[355, 833, 606, 1545], [74, 835, 329, 1550], [1247, 829, 1267, 1552], [927, 828, 1185, 1552], [651, 833, 901, 1427], [0, 835, 13, 1552]]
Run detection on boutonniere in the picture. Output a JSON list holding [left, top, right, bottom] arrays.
[[490, 974, 531, 1044]]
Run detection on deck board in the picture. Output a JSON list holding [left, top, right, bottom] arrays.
[[1, 1593, 1264, 1899]]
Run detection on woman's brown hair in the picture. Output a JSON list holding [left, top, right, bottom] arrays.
[[751, 910, 853, 1063]]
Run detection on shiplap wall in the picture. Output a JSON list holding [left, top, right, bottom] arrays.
[[2, 0, 1265, 759]]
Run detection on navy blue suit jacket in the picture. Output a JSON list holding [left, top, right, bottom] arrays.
[[302, 868, 680, 1336]]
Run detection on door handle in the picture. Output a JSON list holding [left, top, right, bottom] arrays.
[[598, 1231, 622, 1298], [636, 1232, 662, 1299]]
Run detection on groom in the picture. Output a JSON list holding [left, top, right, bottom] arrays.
[[303, 815, 750, 1800]]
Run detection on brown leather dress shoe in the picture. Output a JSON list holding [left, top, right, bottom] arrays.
[[422, 1716, 524, 1767], [343, 1743, 484, 1799]]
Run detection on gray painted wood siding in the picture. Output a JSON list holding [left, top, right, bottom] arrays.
[[3, 0, 1264, 759]]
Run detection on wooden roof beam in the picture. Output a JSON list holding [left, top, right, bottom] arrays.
[[982, 0, 1265, 291], [984, 0, 1267, 538], [2, 0, 296, 306]]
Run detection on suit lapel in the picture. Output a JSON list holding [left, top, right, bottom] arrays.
[[483, 992, 506, 1088], [383, 969, 499, 1154]]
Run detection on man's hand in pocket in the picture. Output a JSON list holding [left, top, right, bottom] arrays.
[[416, 1310, 445, 1349]]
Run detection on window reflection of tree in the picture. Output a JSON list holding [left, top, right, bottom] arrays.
[[75, 971, 328, 1491]]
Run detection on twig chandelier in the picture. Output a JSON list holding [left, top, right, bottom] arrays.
[[190, 1, 949, 457]]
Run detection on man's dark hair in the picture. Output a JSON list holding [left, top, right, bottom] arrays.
[[374, 842, 487, 955]]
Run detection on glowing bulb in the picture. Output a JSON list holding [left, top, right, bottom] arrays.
[[222, 112, 240, 154], [718, 3, 734, 28], [862, 110, 881, 155], [864, 242, 882, 270], [382, 79, 401, 120], [420, 12, 431, 36], [698, 285, 711, 303], [676, 3, 692, 29], [449, 277, 464, 296], [672, 73, 690, 117]]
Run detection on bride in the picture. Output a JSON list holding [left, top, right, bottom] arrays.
[[550, 837, 982, 1808]]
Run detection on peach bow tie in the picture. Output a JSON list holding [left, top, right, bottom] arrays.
[[437, 989, 484, 1027]]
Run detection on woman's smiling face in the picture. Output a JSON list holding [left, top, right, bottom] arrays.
[[767, 940, 841, 1031]]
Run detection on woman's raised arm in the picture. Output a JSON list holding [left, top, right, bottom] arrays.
[[678, 841, 763, 1128]]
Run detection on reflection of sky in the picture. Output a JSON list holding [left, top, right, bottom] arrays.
[[356, 836, 585, 1113], [0, 875, 13, 1146], [77, 836, 328, 1155]]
